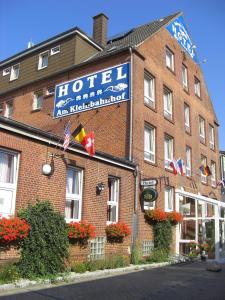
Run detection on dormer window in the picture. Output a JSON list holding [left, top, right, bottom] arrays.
[[33, 91, 43, 110], [4, 102, 13, 118], [50, 45, 60, 56], [3, 67, 10, 76], [38, 51, 49, 70], [10, 64, 20, 81]]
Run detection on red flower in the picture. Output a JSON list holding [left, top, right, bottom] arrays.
[[0, 217, 30, 244], [105, 222, 131, 242], [145, 209, 167, 223], [166, 211, 183, 225], [68, 221, 96, 240]]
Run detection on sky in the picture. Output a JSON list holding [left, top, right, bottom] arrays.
[[0, 0, 225, 149]]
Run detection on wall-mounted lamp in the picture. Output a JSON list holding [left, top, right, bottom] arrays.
[[42, 163, 53, 176], [96, 182, 105, 195]]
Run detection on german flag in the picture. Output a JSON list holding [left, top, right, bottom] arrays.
[[72, 124, 86, 146], [205, 165, 212, 176]]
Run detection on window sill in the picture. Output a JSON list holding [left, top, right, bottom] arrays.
[[165, 167, 173, 174], [164, 115, 174, 124], [144, 159, 157, 167], [183, 87, 189, 95], [200, 139, 206, 146], [9, 78, 19, 82], [185, 128, 191, 136], [38, 66, 48, 71], [166, 66, 176, 76], [144, 102, 157, 113], [201, 181, 208, 186], [195, 94, 201, 100], [31, 108, 42, 113], [65, 218, 80, 223]]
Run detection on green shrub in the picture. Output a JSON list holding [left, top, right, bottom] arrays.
[[71, 262, 87, 273], [105, 255, 130, 269], [131, 242, 142, 265], [86, 259, 106, 271], [0, 264, 20, 283], [146, 248, 169, 263], [18, 201, 69, 278], [153, 220, 172, 255]]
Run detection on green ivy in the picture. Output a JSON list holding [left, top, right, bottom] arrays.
[[153, 220, 172, 255], [18, 201, 69, 278]]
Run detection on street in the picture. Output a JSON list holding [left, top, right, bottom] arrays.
[[0, 261, 225, 299]]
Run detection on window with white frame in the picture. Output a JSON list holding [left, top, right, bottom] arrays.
[[211, 161, 216, 187], [38, 51, 49, 70], [184, 103, 190, 132], [209, 125, 215, 150], [142, 240, 154, 257], [0, 149, 19, 216], [182, 64, 188, 90], [107, 177, 119, 224], [33, 91, 43, 110], [144, 72, 155, 108], [166, 47, 174, 71], [50, 45, 60, 56], [199, 116, 205, 143], [89, 237, 105, 260], [10, 64, 20, 81], [163, 87, 173, 120], [144, 125, 155, 163], [65, 167, 83, 222], [164, 135, 173, 169], [186, 146, 191, 177], [165, 186, 174, 211], [4, 102, 13, 118], [201, 155, 207, 184], [194, 77, 201, 97]]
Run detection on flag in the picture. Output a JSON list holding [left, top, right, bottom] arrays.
[[177, 158, 186, 176], [170, 159, 179, 175], [205, 165, 212, 176], [63, 122, 71, 151], [83, 131, 95, 156], [72, 124, 86, 145], [199, 165, 206, 175]]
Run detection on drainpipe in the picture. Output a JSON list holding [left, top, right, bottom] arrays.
[[129, 47, 133, 162], [132, 165, 139, 249]]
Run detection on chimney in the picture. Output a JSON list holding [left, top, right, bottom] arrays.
[[93, 13, 108, 48]]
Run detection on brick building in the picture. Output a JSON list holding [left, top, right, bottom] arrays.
[[0, 12, 225, 260]]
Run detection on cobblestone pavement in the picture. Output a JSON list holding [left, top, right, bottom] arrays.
[[1, 262, 225, 300]]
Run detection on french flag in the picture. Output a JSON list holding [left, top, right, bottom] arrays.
[[170, 159, 180, 175], [177, 158, 186, 176]]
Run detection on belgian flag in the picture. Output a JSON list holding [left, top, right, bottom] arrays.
[[72, 124, 86, 146], [72, 124, 95, 156]]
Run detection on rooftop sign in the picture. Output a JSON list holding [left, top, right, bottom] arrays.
[[53, 63, 130, 118], [166, 15, 198, 63]]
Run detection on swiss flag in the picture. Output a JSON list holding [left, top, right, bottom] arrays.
[[83, 131, 95, 156]]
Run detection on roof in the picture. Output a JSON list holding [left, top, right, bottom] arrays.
[[89, 12, 181, 61]]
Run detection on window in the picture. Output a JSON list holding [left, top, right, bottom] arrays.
[[166, 47, 174, 71], [65, 167, 83, 222], [199, 116, 205, 143], [142, 240, 154, 257], [4, 102, 13, 118], [209, 125, 215, 150], [38, 51, 49, 70], [211, 161, 216, 187], [10, 64, 19, 81], [50, 45, 60, 56], [144, 125, 155, 163], [107, 177, 119, 224], [0, 149, 19, 216], [186, 146, 191, 177], [3, 67, 10, 76], [33, 91, 43, 110], [165, 186, 174, 211], [201, 155, 207, 184], [144, 72, 155, 108], [89, 237, 105, 260], [184, 103, 190, 132], [163, 87, 173, 120], [164, 135, 173, 169], [182, 64, 188, 90], [194, 77, 201, 97]]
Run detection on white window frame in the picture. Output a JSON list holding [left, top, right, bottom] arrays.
[[144, 72, 155, 108], [4, 102, 13, 118], [50, 45, 60, 56], [164, 135, 173, 169], [182, 64, 188, 90], [166, 47, 174, 71], [107, 177, 119, 225], [164, 87, 173, 120], [184, 103, 190, 132], [165, 186, 174, 211], [186, 146, 191, 177], [211, 161, 216, 187], [33, 92, 43, 110], [10, 64, 20, 81], [65, 167, 83, 223], [199, 116, 205, 143], [38, 51, 49, 70], [144, 125, 155, 163], [201, 156, 207, 184], [194, 77, 201, 97], [209, 125, 215, 150], [3, 67, 10, 76], [0, 148, 19, 217]]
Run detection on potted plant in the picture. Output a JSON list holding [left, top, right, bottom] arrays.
[[105, 222, 131, 243], [68, 221, 96, 245]]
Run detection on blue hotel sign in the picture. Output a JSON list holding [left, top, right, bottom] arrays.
[[53, 63, 130, 118], [166, 15, 198, 63]]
